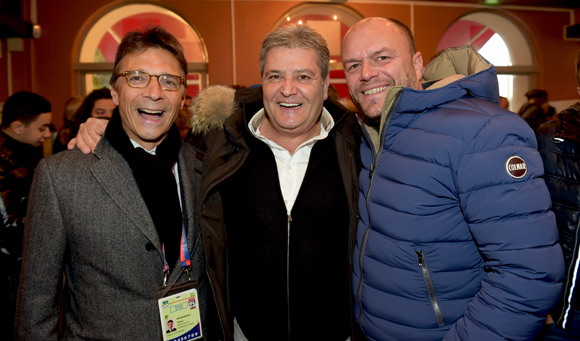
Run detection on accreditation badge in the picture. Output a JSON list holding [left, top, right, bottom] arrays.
[[157, 283, 203, 341]]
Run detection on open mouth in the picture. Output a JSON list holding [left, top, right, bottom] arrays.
[[363, 86, 387, 96], [138, 108, 164, 119], [279, 102, 302, 109]]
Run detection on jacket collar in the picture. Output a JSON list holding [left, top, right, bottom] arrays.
[[554, 102, 580, 143]]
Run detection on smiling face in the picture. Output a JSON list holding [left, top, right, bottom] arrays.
[[91, 98, 116, 119], [111, 48, 185, 150], [18, 112, 52, 147], [342, 19, 423, 124], [261, 46, 329, 139]]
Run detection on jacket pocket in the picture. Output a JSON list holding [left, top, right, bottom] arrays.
[[416, 250, 444, 326]]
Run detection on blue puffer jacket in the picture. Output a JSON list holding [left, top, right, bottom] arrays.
[[353, 46, 565, 341]]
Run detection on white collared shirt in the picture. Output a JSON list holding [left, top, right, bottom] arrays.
[[247, 107, 334, 213], [232, 108, 335, 341]]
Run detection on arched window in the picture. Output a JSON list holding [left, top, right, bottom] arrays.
[[437, 12, 534, 111], [272, 3, 364, 99], [75, 4, 208, 97]]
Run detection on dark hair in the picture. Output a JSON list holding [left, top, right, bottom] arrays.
[[71, 88, 112, 137], [110, 25, 187, 88], [525, 89, 548, 100], [2, 91, 51, 129], [259, 24, 330, 79], [63, 97, 83, 123]]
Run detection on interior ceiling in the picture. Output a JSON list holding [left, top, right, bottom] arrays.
[[422, 0, 580, 8]]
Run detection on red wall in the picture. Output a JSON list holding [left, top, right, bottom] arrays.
[[2, 0, 580, 129]]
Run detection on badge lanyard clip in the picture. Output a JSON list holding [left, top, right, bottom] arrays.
[[163, 270, 170, 288]]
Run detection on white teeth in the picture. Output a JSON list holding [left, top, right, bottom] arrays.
[[139, 109, 163, 114], [363, 86, 387, 95], [280, 103, 301, 108]]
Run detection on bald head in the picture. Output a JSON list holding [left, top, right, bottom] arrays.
[[341, 17, 424, 125], [344, 17, 416, 60]]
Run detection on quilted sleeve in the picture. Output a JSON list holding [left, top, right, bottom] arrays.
[[445, 110, 565, 340]]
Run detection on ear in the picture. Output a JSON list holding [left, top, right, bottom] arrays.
[[323, 74, 330, 101], [111, 87, 120, 106], [9, 121, 25, 135], [180, 90, 186, 110], [413, 51, 424, 82]]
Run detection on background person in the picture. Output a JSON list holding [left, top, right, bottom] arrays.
[[70, 87, 116, 139], [53, 96, 82, 153], [536, 50, 580, 341], [499, 96, 510, 110], [0, 91, 51, 341], [517, 88, 556, 131]]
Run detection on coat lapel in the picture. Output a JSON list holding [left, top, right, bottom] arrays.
[[90, 138, 163, 255]]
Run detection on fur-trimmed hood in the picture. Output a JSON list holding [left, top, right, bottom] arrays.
[[189, 85, 237, 135]]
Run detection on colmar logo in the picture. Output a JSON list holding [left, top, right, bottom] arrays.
[[505, 156, 527, 179]]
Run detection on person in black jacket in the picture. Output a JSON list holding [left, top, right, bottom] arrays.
[[0, 91, 52, 341], [536, 51, 580, 340]]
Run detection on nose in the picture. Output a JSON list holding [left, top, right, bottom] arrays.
[[280, 77, 298, 97], [142, 76, 164, 100], [42, 129, 51, 139], [360, 60, 379, 82]]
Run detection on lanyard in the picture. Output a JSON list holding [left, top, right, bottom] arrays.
[[161, 162, 192, 287]]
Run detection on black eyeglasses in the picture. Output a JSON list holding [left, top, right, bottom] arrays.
[[115, 71, 184, 91]]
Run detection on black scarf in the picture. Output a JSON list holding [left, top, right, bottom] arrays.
[[106, 109, 183, 268]]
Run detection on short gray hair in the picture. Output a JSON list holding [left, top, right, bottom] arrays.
[[259, 24, 330, 79]]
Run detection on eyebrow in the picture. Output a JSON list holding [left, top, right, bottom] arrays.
[[343, 47, 397, 65], [264, 68, 317, 76], [294, 68, 316, 76]]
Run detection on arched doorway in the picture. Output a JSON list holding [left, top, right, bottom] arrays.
[[75, 4, 208, 98], [436, 12, 535, 111], [272, 3, 364, 100]]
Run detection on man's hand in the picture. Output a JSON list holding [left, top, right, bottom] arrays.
[[67, 118, 107, 154]]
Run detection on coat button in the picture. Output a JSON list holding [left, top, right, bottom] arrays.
[[145, 242, 155, 251]]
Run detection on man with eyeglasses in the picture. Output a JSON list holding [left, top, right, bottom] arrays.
[[15, 26, 218, 340], [69, 24, 362, 341]]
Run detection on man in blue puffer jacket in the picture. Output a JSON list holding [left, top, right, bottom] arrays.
[[342, 17, 565, 341]]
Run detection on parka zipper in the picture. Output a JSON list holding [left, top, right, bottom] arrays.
[[416, 250, 444, 326], [556, 217, 580, 328], [356, 91, 403, 332], [287, 213, 293, 340]]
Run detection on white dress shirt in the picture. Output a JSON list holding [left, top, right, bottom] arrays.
[[232, 108, 334, 341]]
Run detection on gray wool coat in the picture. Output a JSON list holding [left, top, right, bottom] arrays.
[[14, 131, 210, 340]]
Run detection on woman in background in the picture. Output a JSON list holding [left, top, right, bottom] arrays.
[[71, 87, 116, 139]]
